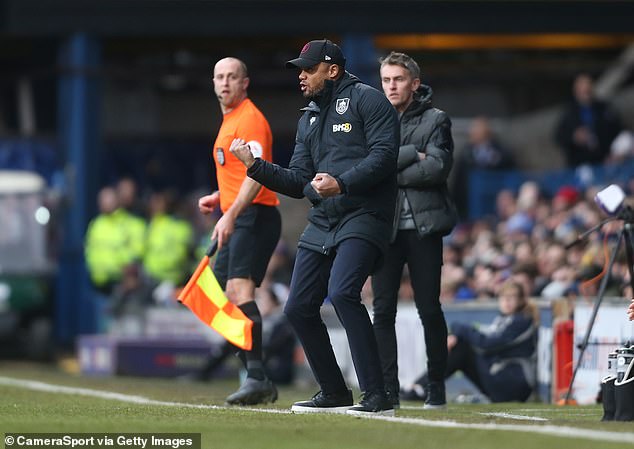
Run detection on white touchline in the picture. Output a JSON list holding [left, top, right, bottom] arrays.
[[359, 415, 634, 444], [0, 376, 289, 415], [480, 412, 548, 421], [1, 376, 633, 444]]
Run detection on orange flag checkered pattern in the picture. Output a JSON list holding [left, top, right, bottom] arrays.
[[178, 254, 253, 350]]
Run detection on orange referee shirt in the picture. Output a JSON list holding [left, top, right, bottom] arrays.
[[213, 98, 279, 213]]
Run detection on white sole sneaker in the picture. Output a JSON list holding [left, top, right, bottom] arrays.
[[346, 408, 395, 417], [291, 405, 351, 414], [423, 403, 447, 410]]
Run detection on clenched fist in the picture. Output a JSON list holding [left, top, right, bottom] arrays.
[[230, 138, 256, 168]]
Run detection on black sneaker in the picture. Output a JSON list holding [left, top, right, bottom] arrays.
[[225, 377, 278, 406], [423, 381, 446, 410], [346, 390, 395, 416], [291, 390, 353, 414], [386, 389, 400, 409]]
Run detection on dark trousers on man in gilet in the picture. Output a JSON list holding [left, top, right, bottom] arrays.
[[372, 230, 448, 393], [284, 238, 385, 395]]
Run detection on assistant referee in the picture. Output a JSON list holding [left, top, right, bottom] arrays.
[[198, 57, 281, 405]]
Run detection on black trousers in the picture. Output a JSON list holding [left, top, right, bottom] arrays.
[[414, 336, 484, 393], [371, 230, 448, 391], [284, 238, 384, 395], [445, 337, 484, 391]]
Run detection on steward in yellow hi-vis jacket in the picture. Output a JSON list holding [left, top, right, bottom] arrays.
[[143, 191, 193, 286], [84, 186, 147, 294]]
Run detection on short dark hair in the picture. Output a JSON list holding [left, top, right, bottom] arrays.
[[379, 51, 420, 80]]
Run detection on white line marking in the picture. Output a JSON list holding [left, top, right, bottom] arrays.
[[1, 376, 633, 444], [399, 405, 425, 410], [0, 377, 289, 415], [357, 414, 634, 444], [515, 408, 571, 412], [480, 412, 548, 421]]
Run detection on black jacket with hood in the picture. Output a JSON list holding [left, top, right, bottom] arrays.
[[392, 84, 457, 241], [247, 72, 399, 256]]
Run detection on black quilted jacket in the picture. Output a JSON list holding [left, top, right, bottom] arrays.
[[392, 84, 457, 240]]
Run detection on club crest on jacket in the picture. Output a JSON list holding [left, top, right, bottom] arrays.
[[336, 98, 350, 115]]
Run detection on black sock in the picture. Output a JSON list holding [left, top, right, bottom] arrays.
[[238, 301, 265, 380], [236, 349, 247, 369]]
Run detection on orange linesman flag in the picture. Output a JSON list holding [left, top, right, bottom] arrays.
[[178, 241, 253, 350]]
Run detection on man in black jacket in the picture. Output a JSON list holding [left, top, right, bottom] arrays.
[[555, 73, 622, 167], [231, 39, 399, 416], [374, 51, 457, 409]]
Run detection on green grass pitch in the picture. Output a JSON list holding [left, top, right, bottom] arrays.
[[1, 362, 633, 449]]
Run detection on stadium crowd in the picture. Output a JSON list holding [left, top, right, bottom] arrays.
[[82, 66, 634, 312], [80, 70, 634, 314], [1, 71, 630, 313], [82, 169, 634, 317], [435, 180, 631, 304]]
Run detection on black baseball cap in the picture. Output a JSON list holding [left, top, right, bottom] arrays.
[[286, 39, 346, 69]]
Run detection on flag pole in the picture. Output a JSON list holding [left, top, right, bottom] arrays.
[[205, 239, 219, 258]]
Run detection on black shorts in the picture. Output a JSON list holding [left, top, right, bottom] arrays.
[[213, 204, 281, 289]]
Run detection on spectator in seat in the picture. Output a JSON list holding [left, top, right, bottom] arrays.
[[402, 280, 538, 403]]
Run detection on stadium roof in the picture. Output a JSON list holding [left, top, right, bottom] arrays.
[[1, 1, 633, 36]]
